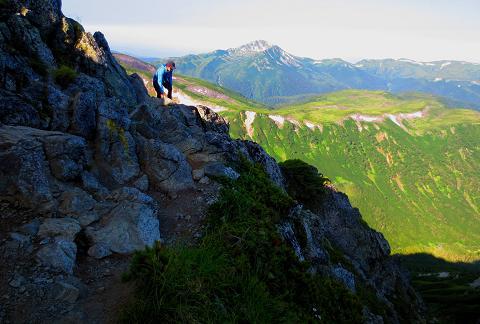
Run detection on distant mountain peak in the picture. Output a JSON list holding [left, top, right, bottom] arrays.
[[229, 40, 274, 55]]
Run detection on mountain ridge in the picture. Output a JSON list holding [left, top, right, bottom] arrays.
[[156, 40, 480, 108]]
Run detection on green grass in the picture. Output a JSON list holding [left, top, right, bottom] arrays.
[[121, 160, 368, 323], [226, 96, 480, 262], [53, 65, 78, 89]]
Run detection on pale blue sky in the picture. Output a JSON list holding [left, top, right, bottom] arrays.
[[62, 0, 480, 62]]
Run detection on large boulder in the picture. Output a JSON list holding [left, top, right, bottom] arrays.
[[42, 133, 88, 181], [0, 125, 90, 210], [37, 217, 81, 241], [137, 137, 194, 193], [36, 238, 77, 274], [58, 188, 99, 227], [0, 126, 53, 210], [130, 103, 204, 154], [96, 121, 140, 186], [86, 200, 160, 256]]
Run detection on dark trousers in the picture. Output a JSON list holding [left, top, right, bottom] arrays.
[[153, 80, 172, 99]]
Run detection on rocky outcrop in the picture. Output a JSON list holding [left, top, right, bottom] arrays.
[[0, 1, 423, 323], [280, 193, 424, 323]]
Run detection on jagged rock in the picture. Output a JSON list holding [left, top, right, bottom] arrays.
[[36, 239, 77, 274], [130, 73, 150, 103], [48, 85, 70, 132], [7, 14, 55, 67], [137, 137, 194, 193], [0, 92, 42, 128], [9, 273, 26, 288], [199, 176, 210, 185], [22, 0, 63, 35], [332, 266, 356, 292], [204, 162, 240, 180], [42, 133, 88, 181], [93, 32, 138, 107], [85, 201, 160, 255], [37, 218, 81, 241], [81, 171, 107, 195], [96, 116, 140, 186], [196, 105, 229, 133], [0, 126, 53, 210], [69, 91, 97, 139], [239, 140, 285, 189], [58, 188, 99, 227], [130, 103, 203, 155], [321, 191, 391, 273]]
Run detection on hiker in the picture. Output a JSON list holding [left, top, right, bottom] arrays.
[[153, 60, 176, 100]]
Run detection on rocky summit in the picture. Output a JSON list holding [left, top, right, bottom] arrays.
[[0, 0, 424, 323]]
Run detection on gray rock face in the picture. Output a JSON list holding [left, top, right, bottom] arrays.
[[204, 163, 240, 180], [239, 140, 285, 189], [196, 105, 230, 133], [0, 126, 91, 208], [36, 239, 77, 274], [0, 92, 42, 128], [130, 73, 150, 103], [70, 91, 97, 139], [0, 126, 53, 209], [86, 201, 160, 255], [23, 0, 63, 35], [42, 134, 88, 181], [137, 137, 194, 193], [38, 218, 81, 241], [96, 116, 140, 186], [281, 197, 424, 323], [332, 266, 356, 292], [7, 14, 55, 67]]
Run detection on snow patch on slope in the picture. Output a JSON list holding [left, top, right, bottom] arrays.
[[269, 115, 285, 127], [245, 111, 257, 137], [175, 90, 227, 112], [346, 109, 428, 132]]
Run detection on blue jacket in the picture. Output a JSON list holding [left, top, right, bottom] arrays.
[[153, 64, 173, 94]]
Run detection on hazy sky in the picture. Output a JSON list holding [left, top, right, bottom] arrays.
[[62, 0, 480, 62]]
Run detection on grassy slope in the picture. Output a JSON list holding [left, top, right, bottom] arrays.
[[227, 96, 480, 261], [116, 54, 480, 262]]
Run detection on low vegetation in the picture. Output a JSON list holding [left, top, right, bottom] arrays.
[[279, 159, 330, 210], [53, 65, 78, 88], [121, 160, 365, 323], [401, 254, 480, 323]]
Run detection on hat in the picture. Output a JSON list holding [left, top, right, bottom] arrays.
[[166, 60, 176, 69]]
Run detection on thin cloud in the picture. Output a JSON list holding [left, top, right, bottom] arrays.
[[63, 0, 480, 62]]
